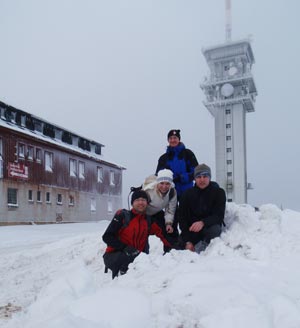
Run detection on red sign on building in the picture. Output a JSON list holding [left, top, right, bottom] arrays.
[[8, 162, 29, 179]]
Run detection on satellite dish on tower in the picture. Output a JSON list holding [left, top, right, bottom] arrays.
[[221, 83, 234, 97], [228, 66, 238, 76]]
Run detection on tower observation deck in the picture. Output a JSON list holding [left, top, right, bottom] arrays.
[[200, 39, 257, 203]]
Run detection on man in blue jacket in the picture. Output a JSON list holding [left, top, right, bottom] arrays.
[[179, 163, 226, 253]]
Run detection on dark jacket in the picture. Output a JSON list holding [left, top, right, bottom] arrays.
[[179, 182, 226, 244], [102, 208, 171, 254], [156, 142, 198, 198]]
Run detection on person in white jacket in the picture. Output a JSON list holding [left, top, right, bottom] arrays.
[[142, 169, 178, 250]]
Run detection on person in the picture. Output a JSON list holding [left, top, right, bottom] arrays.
[[155, 129, 198, 234], [102, 189, 172, 279], [179, 163, 226, 253], [142, 169, 178, 250], [156, 129, 198, 199]]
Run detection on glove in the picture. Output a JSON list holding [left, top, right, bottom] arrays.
[[123, 246, 140, 259]]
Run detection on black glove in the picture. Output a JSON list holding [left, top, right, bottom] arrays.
[[123, 246, 140, 259]]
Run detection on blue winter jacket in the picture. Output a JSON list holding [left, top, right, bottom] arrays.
[[156, 143, 198, 198]]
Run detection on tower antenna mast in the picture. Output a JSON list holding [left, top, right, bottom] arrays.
[[225, 0, 232, 41]]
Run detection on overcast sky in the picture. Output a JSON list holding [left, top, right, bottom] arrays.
[[1, 0, 299, 210]]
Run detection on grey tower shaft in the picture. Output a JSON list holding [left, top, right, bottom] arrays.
[[201, 39, 257, 204]]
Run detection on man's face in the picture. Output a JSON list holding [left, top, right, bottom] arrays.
[[168, 136, 180, 147], [195, 175, 210, 189], [132, 198, 148, 213], [157, 182, 171, 194]]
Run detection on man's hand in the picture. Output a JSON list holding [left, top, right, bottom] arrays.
[[123, 246, 140, 259], [166, 223, 174, 233], [185, 242, 195, 252], [189, 221, 204, 232]]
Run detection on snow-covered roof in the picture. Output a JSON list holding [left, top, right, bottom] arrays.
[[0, 100, 125, 170]]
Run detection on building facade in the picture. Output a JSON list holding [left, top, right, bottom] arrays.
[[0, 100, 124, 224], [201, 39, 257, 203]]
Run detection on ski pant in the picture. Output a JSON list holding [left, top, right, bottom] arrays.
[[103, 251, 136, 279], [179, 224, 222, 250]]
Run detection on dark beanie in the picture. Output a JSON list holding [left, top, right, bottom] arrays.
[[194, 163, 211, 179], [167, 129, 181, 140], [131, 190, 149, 205]]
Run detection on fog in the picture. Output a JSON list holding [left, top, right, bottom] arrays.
[[0, 0, 299, 210]]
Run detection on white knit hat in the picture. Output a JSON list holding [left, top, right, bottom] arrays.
[[157, 169, 174, 185]]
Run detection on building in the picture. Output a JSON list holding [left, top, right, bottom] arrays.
[[200, 39, 257, 203], [0, 100, 124, 224]]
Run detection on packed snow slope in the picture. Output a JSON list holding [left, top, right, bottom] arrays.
[[1, 203, 300, 328]]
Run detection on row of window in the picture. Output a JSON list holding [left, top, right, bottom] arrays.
[[7, 188, 114, 213], [16, 142, 115, 184], [0, 105, 102, 155], [8, 188, 74, 206]]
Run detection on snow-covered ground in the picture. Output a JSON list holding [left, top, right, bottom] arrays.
[[1, 203, 300, 328]]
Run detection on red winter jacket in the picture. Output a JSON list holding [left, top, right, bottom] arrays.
[[102, 208, 171, 253]]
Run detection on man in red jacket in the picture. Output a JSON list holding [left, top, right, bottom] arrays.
[[102, 190, 172, 279]]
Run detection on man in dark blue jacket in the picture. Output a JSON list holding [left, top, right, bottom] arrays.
[[156, 129, 198, 238], [179, 163, 226, 253], [156, 129, 198, 199]]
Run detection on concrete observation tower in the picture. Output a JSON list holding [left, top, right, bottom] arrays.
[[200, 0, 257, 203]]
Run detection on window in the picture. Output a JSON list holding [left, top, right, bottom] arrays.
[[0, 138, 2, 178], [91, 198, 96, 212], [227, 160, 232, 164], [69, 159, 77, 177], [57, 194, 62, 204], [28, 190, 33, 202], [78, 161, 85, 179], [97, 167, 103, 183], [37, 190, 42, 202], [226, 148, 232, 153], [227, 172, 232, 177], [27, 146, 34, 160], [45, 151, 53, 172], [226, 136, 231, 141], [46, 192, 51, 203], [7, 188, 18, 206], [34, 121, 43, 132], [36, 148, 42, 163], [225, 109, 231, 114], [226, 124, 231, 129], [69, 195, 74, 206], [110, 171, 115, 186], [18, 143, 25, 158], [108, 200, 113, 213]]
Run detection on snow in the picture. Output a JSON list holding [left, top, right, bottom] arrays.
[[1, 203, 300, 328]]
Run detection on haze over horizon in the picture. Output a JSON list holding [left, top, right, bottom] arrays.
[[1, 0, 299, 211]]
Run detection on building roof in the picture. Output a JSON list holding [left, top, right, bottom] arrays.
[[0, 100, 125, 169]]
